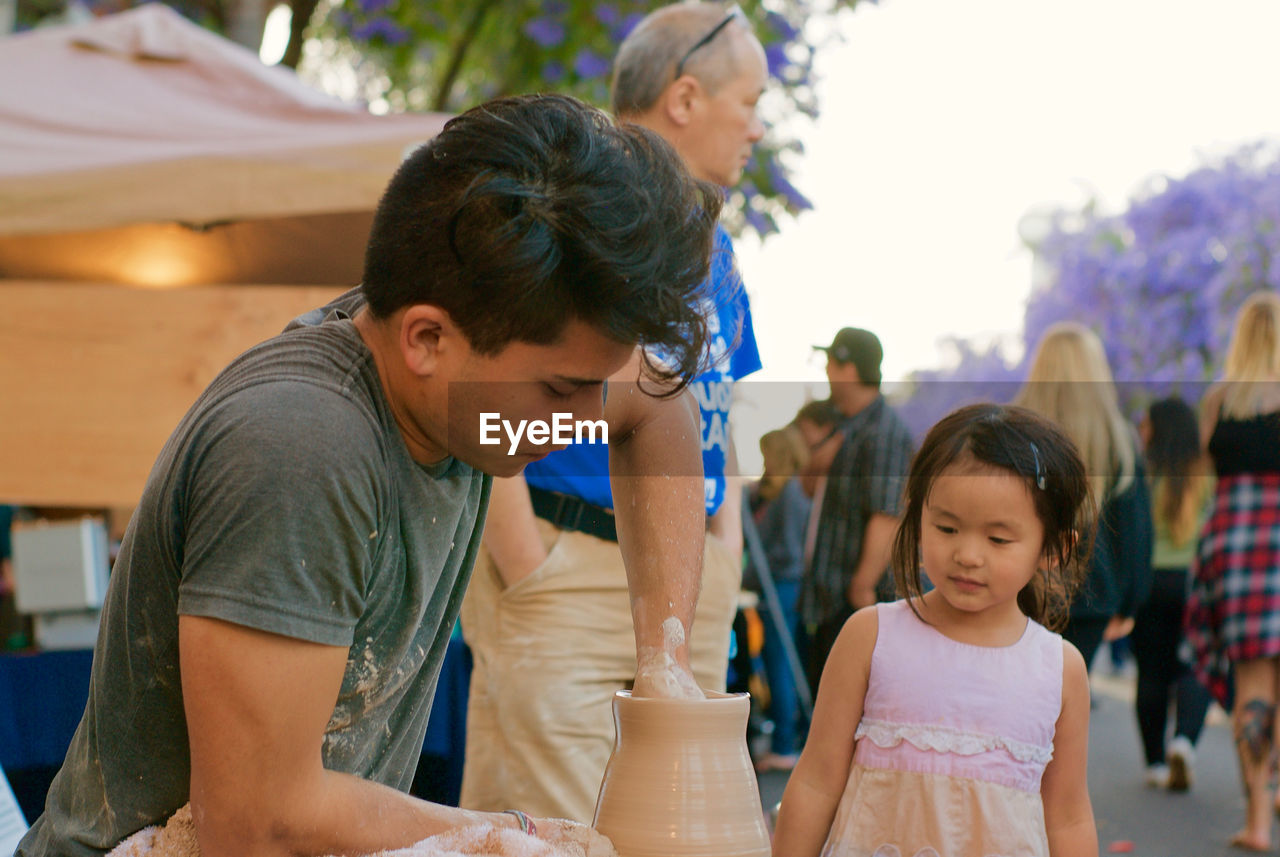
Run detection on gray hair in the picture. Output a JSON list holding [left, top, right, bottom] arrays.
[[611, 2, 755, 116]]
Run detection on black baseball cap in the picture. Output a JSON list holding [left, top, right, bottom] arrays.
[[814, 327, 882, 385]]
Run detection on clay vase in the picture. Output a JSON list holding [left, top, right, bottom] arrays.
[[592, 690, 771, 857]]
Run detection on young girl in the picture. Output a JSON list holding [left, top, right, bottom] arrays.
[[772, 403, 1098, 857], [746, 426, 813, 772]]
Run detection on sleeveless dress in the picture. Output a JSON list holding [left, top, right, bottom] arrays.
[[1185, 410, 1280, 708], [822, 600, 1063, 857]]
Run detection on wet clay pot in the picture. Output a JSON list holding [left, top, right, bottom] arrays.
[[592, 690, 771, 857]]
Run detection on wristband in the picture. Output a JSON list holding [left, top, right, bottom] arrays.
[[503, 809, 537, 836]]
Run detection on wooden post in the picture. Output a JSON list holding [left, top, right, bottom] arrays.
[[0, 282, 346, 508]]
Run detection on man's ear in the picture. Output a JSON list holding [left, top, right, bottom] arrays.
[[661, 75, 702, 127], [399, 305, 453, 378]]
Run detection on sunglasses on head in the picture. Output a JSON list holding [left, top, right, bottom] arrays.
[[674, 4, 745, 80]]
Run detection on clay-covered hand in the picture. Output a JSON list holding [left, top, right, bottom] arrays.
[[532, 817, 620, 857], [632, 646, 702, 699]]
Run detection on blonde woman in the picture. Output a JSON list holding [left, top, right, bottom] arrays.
[[1185, 291, 1280, 852], [1014, 322, 1153, 672]]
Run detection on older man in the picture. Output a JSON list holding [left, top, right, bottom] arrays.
[[460, 2, 769, 824]]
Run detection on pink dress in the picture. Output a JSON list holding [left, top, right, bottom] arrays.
[[822, 599, 1063, 857]]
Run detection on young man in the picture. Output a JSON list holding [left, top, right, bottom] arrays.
[[460, 2, 768, 823], [18, 94, 720, 857]]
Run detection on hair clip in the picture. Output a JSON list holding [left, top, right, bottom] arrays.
[[1029, 442, 1047, 491]]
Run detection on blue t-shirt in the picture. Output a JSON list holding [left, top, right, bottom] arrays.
[[525, 224, 762, 516]]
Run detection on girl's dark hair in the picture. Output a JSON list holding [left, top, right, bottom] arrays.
[[892, 403, 1095, 631], [1146, 396, 1204, 546], [361, 94, 722, 392]]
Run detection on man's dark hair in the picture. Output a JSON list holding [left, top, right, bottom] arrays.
[[361, 94, 722, 389]]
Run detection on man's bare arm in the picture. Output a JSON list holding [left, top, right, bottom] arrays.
[[181, 616, 512, 857], [607, 356, 705, 698], [707, 436, 744, 565], [474, 349, 707, 697], [480, 472, 548, 588], [847, 512, 898, 609]]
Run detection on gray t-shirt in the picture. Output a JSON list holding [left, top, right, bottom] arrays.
[[19, 300, 489, 856]]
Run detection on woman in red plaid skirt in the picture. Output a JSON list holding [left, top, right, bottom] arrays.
[[1186, 290, 1280, 852]]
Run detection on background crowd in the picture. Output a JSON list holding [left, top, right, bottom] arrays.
[[741, 291, 1280, 849]]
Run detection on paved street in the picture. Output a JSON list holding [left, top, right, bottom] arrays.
[[757, 669, 1255, 856], [1085, 671, 1244, 856]]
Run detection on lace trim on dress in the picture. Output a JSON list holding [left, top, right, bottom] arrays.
[[854, 717, 1053, 765], [870, 847, 941, 857]]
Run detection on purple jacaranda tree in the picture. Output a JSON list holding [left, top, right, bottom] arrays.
[[893, 340, 1024, 441], [897, 143, 1280, 439]]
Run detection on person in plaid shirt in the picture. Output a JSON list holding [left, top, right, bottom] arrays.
[[801, 328, 913, 694]]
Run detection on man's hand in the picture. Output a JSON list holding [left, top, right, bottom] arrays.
[[401, 816, 619, 857], [633, 629, 703, 698], [534, 816, 621, 857]]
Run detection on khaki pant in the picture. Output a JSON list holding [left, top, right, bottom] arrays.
[[458, 519, 741, 823]]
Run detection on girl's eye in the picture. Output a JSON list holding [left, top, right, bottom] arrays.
[[989, 536, 1012, 546], [934, 525, 956, 535]]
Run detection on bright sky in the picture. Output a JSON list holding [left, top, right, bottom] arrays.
[[730, 0, 1280, 471]]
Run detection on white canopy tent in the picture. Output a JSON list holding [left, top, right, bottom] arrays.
[[0, 5, 450, 507], [0, 2, 450, 286]]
